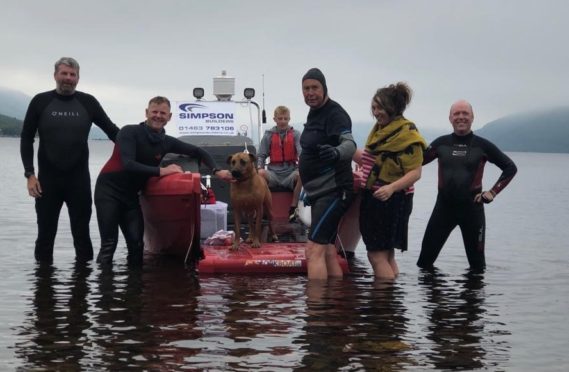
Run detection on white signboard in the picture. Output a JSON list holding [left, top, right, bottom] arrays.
[[169, 101, 238, 137]]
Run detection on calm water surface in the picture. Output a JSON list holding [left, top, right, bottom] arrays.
[[0, 137, 568, 371]]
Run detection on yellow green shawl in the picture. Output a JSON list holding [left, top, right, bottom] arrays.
[[364, 116, 427, 189]]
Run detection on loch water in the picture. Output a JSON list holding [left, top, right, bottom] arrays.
[[0, 137, 567, 371]]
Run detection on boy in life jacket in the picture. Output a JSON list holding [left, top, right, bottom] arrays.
[[257, 106, 302, 222]]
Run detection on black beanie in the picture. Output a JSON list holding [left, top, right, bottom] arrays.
[[302, 68, 327, 96]]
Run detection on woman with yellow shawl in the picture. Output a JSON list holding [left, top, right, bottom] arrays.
[[354, 83, 427, 279]]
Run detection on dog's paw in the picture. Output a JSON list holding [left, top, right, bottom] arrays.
[[251, 240, 261, 248], [270, 234, 279, 243]]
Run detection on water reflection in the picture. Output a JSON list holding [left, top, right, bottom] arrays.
[[140, 259, 202, 368], [418, 269, 509, 370], [91, 259, 202, 370], [12, 257, 511, 371], [184, 276, 307, 370], [14, 261, 93, 370], [296, 277, 413, 371], [91, 263, 149, 369]]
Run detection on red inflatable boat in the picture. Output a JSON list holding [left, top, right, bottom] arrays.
[[140, 172, 359, 274]]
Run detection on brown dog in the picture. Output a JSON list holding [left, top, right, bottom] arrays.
[[227, 152, 277, 249]]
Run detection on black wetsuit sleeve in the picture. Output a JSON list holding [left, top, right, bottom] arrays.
[[20, 94, 46, 174], [119, 127, 161, 177], [168, 138, 218, 171], [326, 109, 352, 139], [422, 137, 443, 165], [482, 138, 517, 195], [76, 92, 119, 142], [327, 107, 355, 160]]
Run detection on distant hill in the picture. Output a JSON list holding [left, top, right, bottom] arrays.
[[0, 113, 22, 136], [476, 106, 569, 153], [415, 127, 446, 143], [0, 87, 30, 119], [0, 87, 28, 137], [353, 107, 569, 154]]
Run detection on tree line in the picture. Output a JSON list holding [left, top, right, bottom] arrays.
[[0, 113, 22, 137]]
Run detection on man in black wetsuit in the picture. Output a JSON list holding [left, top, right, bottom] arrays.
[[417, 100, 517, 271], [94, 96, 232, 265], [299, 68, 356, 280], [20, 57, 120, 263]]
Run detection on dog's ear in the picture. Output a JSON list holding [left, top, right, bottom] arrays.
[[248, 153, 257, 164], [226, 155, 234, 165]]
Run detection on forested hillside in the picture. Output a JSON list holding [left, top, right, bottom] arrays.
[[0, 114, 22, 137], [476, 106, 569, 153]]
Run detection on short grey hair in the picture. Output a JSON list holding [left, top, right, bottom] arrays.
[[54, 57, 80, 73], [148, 96, 171, 108]]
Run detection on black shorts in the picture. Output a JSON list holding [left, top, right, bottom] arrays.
[[359, 189, 413, 252], [309, 189, 354, 245]]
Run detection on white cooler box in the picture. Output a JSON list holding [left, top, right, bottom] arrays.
[[200, 201, 228, 239]]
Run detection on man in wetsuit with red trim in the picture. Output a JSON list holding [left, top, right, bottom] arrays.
[[20, 57, 120, 263], [417, 100, 517, 271], [94, 96, 232, 265]]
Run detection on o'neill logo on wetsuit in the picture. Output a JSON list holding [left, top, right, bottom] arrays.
[[51, 111, 80, 117]]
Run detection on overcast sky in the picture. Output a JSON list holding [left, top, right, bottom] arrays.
[[1, 0, 567, 132]]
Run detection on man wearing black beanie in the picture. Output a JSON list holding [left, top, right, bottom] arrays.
[[302, 67, 328, 97], [299, 67, 356, 280]]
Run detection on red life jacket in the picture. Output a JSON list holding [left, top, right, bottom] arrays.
[[270, 128, 297, 164]]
